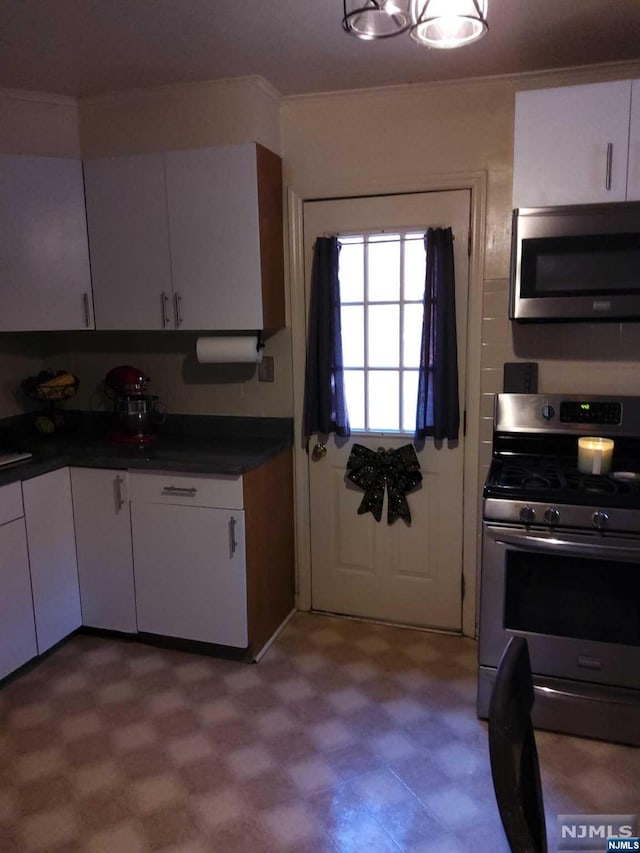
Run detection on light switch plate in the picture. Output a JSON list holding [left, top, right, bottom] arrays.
[[258, 355, 274, 382]]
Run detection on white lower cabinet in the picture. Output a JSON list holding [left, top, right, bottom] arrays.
[[71, 468, 137, 633], [22, 469, 82, 654], [130, 471, 248, 648], [0, 482, 37, 679]]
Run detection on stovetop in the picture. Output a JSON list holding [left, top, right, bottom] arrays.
[[485, 454, 640, 510]]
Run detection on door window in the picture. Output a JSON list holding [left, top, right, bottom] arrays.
[[339, 232, 425, 434]]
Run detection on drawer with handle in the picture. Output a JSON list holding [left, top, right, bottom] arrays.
[[128, 470, 243, 509]]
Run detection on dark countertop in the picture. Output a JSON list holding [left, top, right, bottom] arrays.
[[0, 412, 294, 487]]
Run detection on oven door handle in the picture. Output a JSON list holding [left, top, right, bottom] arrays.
[[491, 530, 640, 562]]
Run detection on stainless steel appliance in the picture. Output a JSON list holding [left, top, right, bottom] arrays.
[[104, 365, 166, 445], [510, 202, 640, 322], [477, 393, 640, 745]]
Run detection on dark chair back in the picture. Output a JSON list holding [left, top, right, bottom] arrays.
[[488, 636, 547, 853]]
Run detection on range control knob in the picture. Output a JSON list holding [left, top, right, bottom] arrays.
[[543, 507, 560, 526], [541, 404, 555, 420], [519, 506, 536, 524], [592, 511, 609, 530]]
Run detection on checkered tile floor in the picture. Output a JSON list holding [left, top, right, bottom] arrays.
[[0, 612, 637, 852]]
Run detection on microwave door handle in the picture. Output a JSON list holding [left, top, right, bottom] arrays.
[[493, 530, 640, 562]]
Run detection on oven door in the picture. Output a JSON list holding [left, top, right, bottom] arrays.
[[479, 524, 640, 689]]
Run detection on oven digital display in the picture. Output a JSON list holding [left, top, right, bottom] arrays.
[[559, 401, 622, 425]]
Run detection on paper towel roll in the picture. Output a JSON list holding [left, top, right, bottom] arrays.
[[195, 336, 263, 364]]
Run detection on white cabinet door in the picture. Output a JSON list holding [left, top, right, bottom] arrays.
[[84, 154, 173, 330], [165, 144, 263, 330], [131, 502, 248, 648], [513, 80, 633, 207], [0, 154, 93, 331], [627, 80, 640, 201], [71, 468, 137, 633], [0, 518, 37, 679], [23, 468, 81, 653]]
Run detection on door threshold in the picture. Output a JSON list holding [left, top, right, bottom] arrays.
[[309, 608, 463, 637]]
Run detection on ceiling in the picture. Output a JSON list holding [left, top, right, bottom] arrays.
[[1, 0, 639, 99]]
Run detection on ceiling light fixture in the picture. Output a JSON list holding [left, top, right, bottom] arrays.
[[342, 0, 488, 49]]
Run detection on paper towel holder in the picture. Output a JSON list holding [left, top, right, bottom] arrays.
[[256, 330, 266, 353]]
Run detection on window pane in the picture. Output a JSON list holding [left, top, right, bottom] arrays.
[[368, 305, 399, 367], [341, 305, 364, 367], [338, 241, 364, 303], [403, 303, 423, 368], [344, 370, 365, 430], [368, 371, 399, 431], [368, 237, 400, 302], [404, 235, 426, 300], [402, 370, 419, 432]]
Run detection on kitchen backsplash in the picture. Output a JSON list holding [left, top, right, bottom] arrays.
[[479, 275, 640, 479], [0, 327, 293, 421]]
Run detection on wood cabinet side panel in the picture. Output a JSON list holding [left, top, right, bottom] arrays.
[[243, 449, 295, 655], [256, 145, 285, 332]]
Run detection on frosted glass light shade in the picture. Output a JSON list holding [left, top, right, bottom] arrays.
[[410, 0, 488, 48]]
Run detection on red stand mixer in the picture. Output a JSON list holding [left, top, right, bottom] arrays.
[[104, 365, 166, 445]]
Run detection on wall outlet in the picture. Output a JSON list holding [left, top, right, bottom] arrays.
[[258, 355, 274, 382]]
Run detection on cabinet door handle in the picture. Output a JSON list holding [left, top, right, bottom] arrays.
[[605, 142, 613, 190], [161, 486, 197, 496], [114, 475, 126, 511], [229, 516, 238, 557], [83, 292, 91, 327], [161, 292, 171, 328], [174, 292, 183, 327]]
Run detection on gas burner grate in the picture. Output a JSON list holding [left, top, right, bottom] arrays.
[[488, 458, 565, 492]]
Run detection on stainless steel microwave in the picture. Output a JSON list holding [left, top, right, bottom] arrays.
[[509, 202, 640, 322]]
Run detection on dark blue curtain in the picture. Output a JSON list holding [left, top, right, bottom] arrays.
[[303, 236, 350, 439], [415, 227, 460, 441]]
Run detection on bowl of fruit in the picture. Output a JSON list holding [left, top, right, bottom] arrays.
[[21, 370, 79, 402], [21, 371, 80, 435]]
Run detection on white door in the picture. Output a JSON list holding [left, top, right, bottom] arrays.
[[627, 80, 640, 201], [305, 190, 471, 631], [164, 144, 263, 330], [0, 518, 38, 679], [22, 468, 82, 653], [131, 502, 248, 648], [513, 80, 632, 207], [0, 154, 93, 331], [71, 468, 137, 633], [84, 153, 173, 330]]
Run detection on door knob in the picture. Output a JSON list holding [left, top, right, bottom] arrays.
[[311, 442, 327, 461]]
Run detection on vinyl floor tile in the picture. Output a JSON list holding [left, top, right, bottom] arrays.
[[1, 613, 637, 852]]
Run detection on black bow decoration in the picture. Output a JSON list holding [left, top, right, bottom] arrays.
[[346, 444, 422, 525]]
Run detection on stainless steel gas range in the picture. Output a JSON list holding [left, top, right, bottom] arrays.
[[477, 393, 640, 746]]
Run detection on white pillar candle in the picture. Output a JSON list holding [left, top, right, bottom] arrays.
[[578, 437, 614, 475]]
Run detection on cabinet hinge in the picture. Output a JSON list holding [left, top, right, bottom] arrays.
[[461, 573, 466, 601], [463, 409, 467, 436], [468, 226, 472, 256]]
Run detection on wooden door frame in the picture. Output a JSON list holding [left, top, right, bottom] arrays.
[[288, 172, 487, 638]]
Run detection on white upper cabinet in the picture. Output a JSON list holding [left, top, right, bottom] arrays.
[[84, 143, 284, 332], [165, 145, 262, 330], [513, 80, 634, 208], [627, 80, 640, 201], [0, 154, 93, 331], [83, 154, 172, 330]]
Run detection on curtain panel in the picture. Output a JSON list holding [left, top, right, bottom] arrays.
[[303, 236, 350, 439], [415, 227, 460, 441]]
